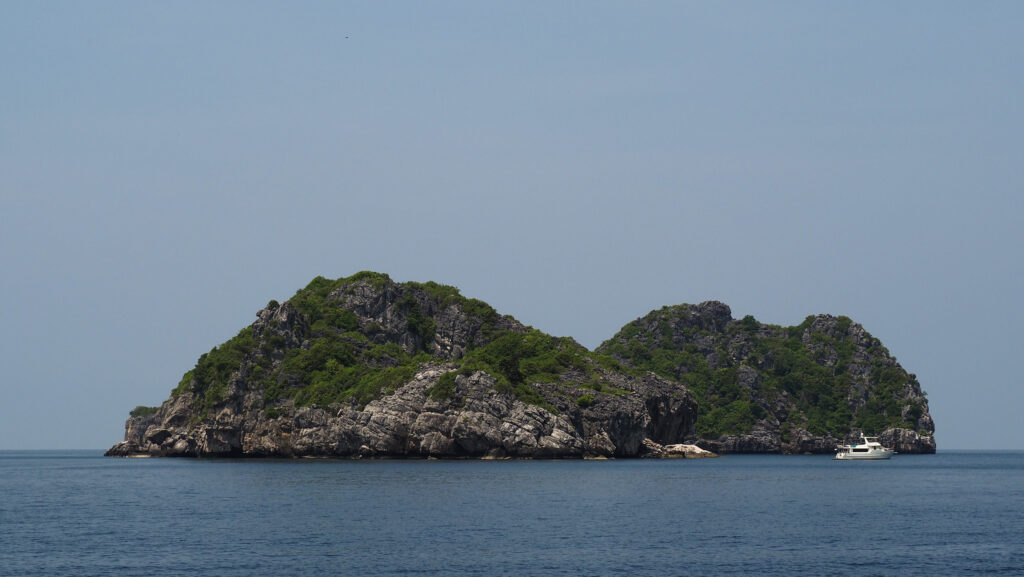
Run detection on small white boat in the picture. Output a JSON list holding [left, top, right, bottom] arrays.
[[834, 435, 895, 460]]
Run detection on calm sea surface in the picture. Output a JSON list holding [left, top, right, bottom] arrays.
[[1, 451, 1022, 576]]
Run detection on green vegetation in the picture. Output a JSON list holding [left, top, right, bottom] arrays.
[[752, 334, 857, 435], [172, 326, 258, 415], [288, 276, 359, 337], [446, 331, 579, 413], [159, 272, 919, 443], [599, 307, 921, 439], [398, 292, 435, 349], [406, 280, 503, 340], [697, 400, 765, 437], [427, 371, 457, 401], [345, 270, 392, 290], [261, 331, 431, 409], [851, 364, 923, 433], [739, 315, 759, 332], [129, 405, 159, 418], [246, 273, 598, 413], [292, 364, 419, 407], [254, 272, 431, 409]]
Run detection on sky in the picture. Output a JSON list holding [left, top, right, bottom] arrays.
[[2, 2, 1021, 450]]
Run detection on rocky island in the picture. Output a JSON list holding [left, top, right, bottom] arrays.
[[597, 301, 935, 454], [107, 272, 935, 458]]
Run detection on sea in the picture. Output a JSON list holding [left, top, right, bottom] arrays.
[[1, 451, 1022, 577]]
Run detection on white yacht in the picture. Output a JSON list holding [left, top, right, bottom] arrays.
[[834, 435, 895, 460]]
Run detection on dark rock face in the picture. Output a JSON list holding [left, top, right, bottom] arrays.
[[106, 366, 698, 459], [107, 276, 935, 458], [880, 428, 937, 454], [598, 302, 937, 454], [107, 274, 699, 459], [696, 429, 781, 454]]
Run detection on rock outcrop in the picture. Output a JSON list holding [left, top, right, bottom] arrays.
[[107, 365, 698, 459], [639, 439, 719, 459], [108, 273, 699, 459], [108, 274, 935, 458], [598, 302, 936, 454]]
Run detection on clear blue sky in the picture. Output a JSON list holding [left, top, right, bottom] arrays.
[[2, 2, 1021, 450]]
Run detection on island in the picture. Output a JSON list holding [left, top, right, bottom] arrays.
[[107, 272, 935, 459]]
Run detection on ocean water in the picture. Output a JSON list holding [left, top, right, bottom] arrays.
[[1, 451, 1022, 577]]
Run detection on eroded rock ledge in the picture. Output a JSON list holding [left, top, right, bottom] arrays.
[[106, 274, 936, 458], [106, 366, 702, 459]]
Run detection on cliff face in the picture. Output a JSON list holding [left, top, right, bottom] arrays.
[[108, 367, 695, 458], [108, 274, 935, 458], [597, 302, 936, 454], [107, 273, 697, 458]]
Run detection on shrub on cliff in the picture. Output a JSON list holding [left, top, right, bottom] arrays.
[[129, 405, 159, 418], [598, 303, 930, 440]]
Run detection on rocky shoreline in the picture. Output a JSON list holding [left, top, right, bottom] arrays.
[[107, 365, 707, 459], [107, 273, 936, 459], [105, 360, 930, 459]]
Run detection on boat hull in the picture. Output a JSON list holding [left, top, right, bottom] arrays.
[[834, 450, 893, 460], [834, 435, 895, 460]]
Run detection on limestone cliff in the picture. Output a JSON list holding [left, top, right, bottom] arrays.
[[107, 273, 697, 458], [108, 274, 935, 458], [597, 302, 936, 454]]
